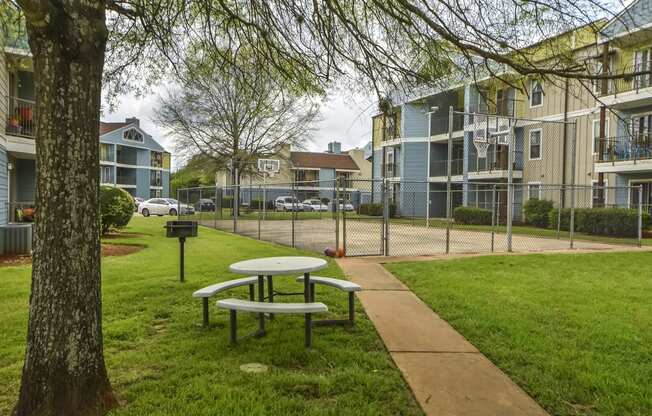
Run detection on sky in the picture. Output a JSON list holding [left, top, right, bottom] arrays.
[[102, 88, 377, 171]]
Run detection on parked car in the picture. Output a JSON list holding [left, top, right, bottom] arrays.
[[329, 198, 355, 212], [133, 197, 144, 211], [274, 196, 304, 211], [195, 198, 216, 212], [138, 198, 195, 217], [301, 199, 328, 212]]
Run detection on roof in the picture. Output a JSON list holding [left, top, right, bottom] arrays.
[[600, 0, 652, 41], [290, 152, 360, 171], [99, 122, 129, 135]]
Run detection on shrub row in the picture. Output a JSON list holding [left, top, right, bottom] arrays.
[[453, 207, 493, 225], [249, 199, 275, 210], [358, 203, 396, 217], [523, 198, 554, 228], [548, 207, 650, 238]]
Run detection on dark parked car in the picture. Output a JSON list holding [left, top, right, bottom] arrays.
[[195, 198, 216, 212]]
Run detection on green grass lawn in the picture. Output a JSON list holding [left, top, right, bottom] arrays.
[[386, 253, 652, 416], [0, 216, 421, 416]]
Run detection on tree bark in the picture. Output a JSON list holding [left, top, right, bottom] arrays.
[[14, 1, 118, 415]]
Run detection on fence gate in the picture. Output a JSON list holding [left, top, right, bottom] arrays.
[[341, 179, 385, 256]]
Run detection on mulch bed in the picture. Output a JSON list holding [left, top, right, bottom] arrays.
[[0, 243, 145, 267]]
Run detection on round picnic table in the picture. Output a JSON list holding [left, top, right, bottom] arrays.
[[229, 256, 327, 345]]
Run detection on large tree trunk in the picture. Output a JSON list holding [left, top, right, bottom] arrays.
[[14, 1, 117, 415]]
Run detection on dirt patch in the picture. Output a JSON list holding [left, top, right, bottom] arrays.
[[0, 255, 32, 267], [0, 244, 145, 267], [101, 244, 145, 257]]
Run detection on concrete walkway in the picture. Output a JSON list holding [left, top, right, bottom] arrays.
[[337, 257, 549, 416]]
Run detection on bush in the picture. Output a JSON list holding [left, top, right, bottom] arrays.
[[548, 207, 650, 238], [523, 198, 554, 228], [221, 196, 234, 207], [453, 206, 492, 225], [358, 203, 396, 217], [250, 199, 274, 210], [100, 186, 134, 234]]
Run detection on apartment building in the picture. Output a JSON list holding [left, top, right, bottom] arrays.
[[1, 33, 171, 226], [99, 118, 171, 199], [370, 0, 652, 218]]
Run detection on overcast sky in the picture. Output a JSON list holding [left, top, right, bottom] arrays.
[[102, 88, 376, 171]]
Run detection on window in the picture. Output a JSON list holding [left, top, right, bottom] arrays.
[[123, 128, 144, 142], [592, 180, 608, 208], [529, 129, 542, 160], [592, 118, 610, 155], [634, 48, 652, 89], [496, 88, 512, 116], [150, 170, 162, 187], [100, 143, 113, 162], [100, 166, 113, 184], [150, 189, 162, 198], [150, 151, 163, 168], [384, 112, 398, 140], [528, 182, 541, 200], [530, 80, 544, 108]]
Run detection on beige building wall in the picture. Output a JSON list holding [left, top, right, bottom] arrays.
[[346, 148, 371, 179]]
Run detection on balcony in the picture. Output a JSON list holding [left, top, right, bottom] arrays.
[[595, 135, 652, 173], [598, 60, 652, 109], [5, 96, 36, 139], [116, 146, 138, 166], [383, 163, 401, 178], [467, 149, 524, 180], [430, 158, 463, 178]]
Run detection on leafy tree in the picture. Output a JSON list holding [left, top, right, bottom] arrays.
[[155, 48, 318, 184]]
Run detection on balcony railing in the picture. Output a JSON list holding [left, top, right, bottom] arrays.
[[383, 163, 401, 178], [116, 176, 137, 186], [5, 96, 36, 139], [598, 60, 652, 97], [597, 135, 652, 163], [430, 158, 463, 176]]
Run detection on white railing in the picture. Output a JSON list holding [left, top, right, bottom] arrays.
[[5, 96, 36, 139]]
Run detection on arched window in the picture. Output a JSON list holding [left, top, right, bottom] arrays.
[[123, 128, 144, 142]]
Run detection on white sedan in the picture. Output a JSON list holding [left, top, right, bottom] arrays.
[[138, 198, 195, 217], [301, 199, 329, 212]]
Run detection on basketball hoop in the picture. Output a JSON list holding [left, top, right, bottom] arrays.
[[257, 158, 280, 177], [473, 137, 490, 158]]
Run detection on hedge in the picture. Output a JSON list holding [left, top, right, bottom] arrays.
[[100, 186, 134, 234], [250, 199, 274, 210], [548, 207, 650, 238], [358, 203, 396, 217], [523, 198, 554, 228], [453, 206, 492, 225]]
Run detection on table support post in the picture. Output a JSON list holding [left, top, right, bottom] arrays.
[[257, 275, 265, 336], [179, 236, 186, 283], [267, 275, 274, 320], [348, 292, 355, 324], [202, 298, 209, 327], [229, 310, 237, 344], [304, 272, 312, 348]]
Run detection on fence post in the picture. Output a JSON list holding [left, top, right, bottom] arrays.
[[258, 185, 262, 240], [569, 121, 578, 249], [176, 189, 181, 219], [446, 106, 454, 254], [491, 185, 496, 252], [506, 124, 515, 252], [383, 179, 390, 256], [198, 188, 203, 223], [291, 181, 296, 248], [557, 186, 563, 240], [569, 185, 576, 249], [214, 185, 218, 228], [342, 178, 347, 255], [234, 166, 239, 234], [638, 185, 643, 248], [334, 179, 340, 252]]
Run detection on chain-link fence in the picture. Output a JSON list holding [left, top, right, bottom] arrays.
[[176, 110, 649, 257], [177, 179, 646, 257]]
